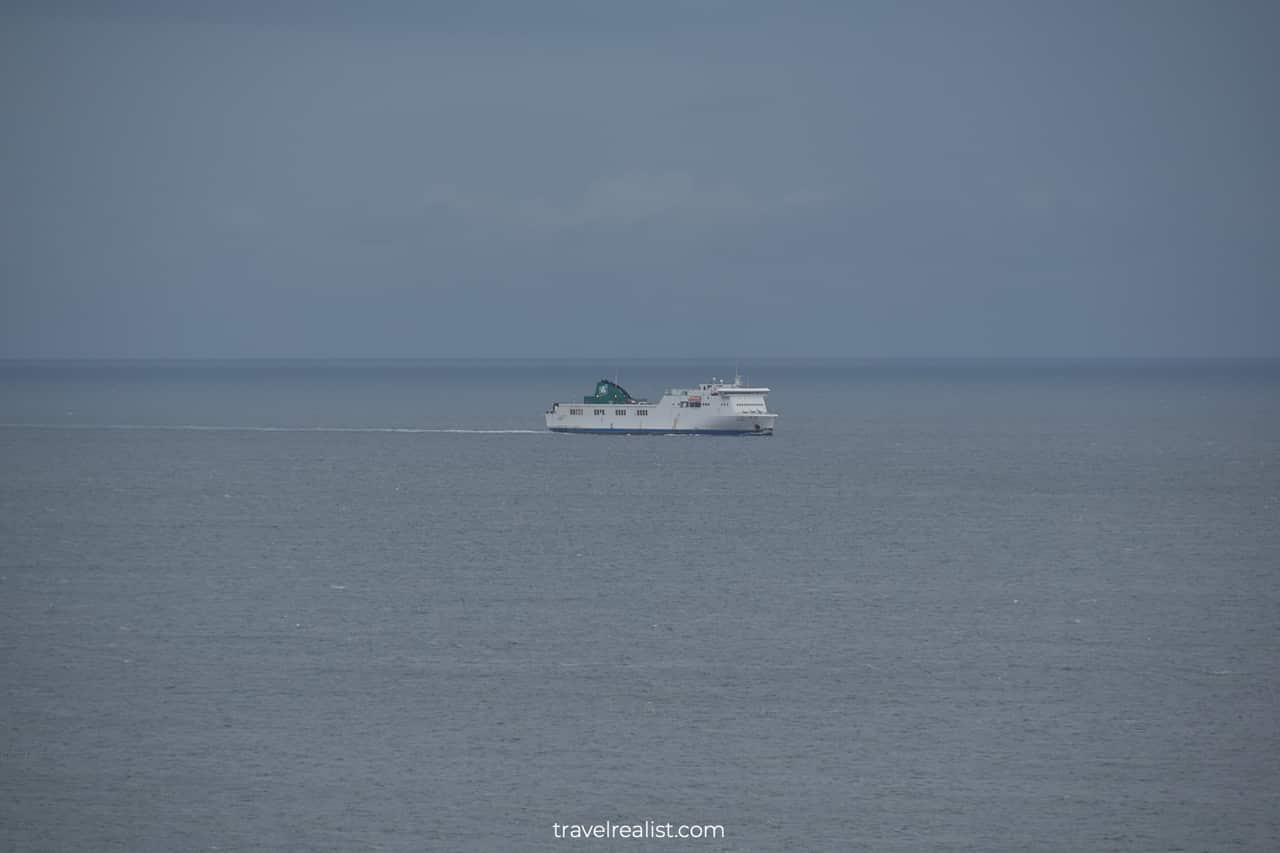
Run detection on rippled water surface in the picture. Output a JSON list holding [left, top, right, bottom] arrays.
[[2, 360, 1277, 851]]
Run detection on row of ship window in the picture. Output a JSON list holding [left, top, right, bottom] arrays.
[[568, 408, 649, 416]]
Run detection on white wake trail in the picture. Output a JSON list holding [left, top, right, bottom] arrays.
[[0, 423, 548, 435]]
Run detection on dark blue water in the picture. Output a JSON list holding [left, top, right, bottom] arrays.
[[2, 360, 1277, 851]]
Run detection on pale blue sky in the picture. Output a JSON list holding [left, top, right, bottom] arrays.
[[3, 1, 1277, 357]]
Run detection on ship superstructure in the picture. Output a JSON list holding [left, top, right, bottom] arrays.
[[545, 375, 776, 435]]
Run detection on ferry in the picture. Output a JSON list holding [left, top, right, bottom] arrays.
[[545, 375, 777, 435]]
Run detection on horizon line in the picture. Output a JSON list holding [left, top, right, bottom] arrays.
[[2, 355, 1279, 363]]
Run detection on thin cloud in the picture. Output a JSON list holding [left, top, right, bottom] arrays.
[[423, 173, 836, 231]]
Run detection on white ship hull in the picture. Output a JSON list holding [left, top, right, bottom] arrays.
[[545, 377, 776, 435]]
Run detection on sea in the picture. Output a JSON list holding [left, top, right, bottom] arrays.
[[1, 359, 1277, 852]]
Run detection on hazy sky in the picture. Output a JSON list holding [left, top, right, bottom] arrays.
[[3, 1, 1277, 358]]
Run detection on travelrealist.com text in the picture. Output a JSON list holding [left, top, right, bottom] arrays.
[[552, 820, 726, 840]]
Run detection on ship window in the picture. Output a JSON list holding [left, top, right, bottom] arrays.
[[593, 409, 604, 415], [615, 409, 626, 416], [637, 409, 648, 416], [569, 408, 583, 415]]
